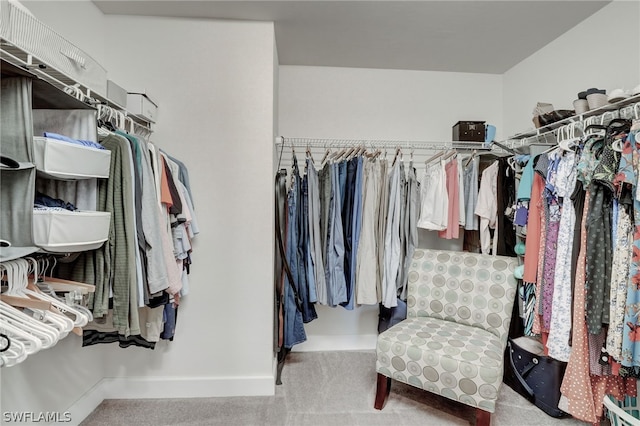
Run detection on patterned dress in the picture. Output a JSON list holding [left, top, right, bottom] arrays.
[[620, 129, 640, 367], [547, 151, 577, 361]]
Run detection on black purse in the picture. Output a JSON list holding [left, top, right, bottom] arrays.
[[504, 338, 570, 418], [378, 298, 407, 334]]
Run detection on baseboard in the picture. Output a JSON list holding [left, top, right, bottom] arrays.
[[66, 375, 275, 425], [292, 334, 377, 352], [65, 379, 107, 426]]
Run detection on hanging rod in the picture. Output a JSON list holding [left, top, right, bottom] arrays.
[[275, 137, 507, 154]]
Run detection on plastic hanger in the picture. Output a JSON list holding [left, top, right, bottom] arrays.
[[0, 261, 60, 348], [0, 305, 54, 350], [0, 321, 36, 364], [558, 122, 582, 152], [0, 336, 28, 367], [4, 260, 74, 336], [26, 258, 89, 328]]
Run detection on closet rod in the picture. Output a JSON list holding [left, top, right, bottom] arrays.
[[275, 137, 507, 154]]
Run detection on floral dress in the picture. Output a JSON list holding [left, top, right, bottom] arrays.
[[547, 151, 577, 361], [621, 128, 640, 367]]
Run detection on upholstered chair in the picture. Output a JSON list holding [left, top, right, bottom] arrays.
[[374, 249, 519, 426]]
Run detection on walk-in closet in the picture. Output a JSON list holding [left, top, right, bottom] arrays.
[[1, 1, 639, 425]]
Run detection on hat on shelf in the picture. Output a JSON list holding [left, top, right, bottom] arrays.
[[608, 88, 630, 103], [587, 92, 608, 110], [573, 99, 589, 114]]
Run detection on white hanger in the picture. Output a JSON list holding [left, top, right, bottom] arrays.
[[0, 328, 30, 366], [558, 121, 582, 152], [0, 261, 61, 348], [2, 260, 73, 337], [0, 305, 54, 350], [25, 258, 88, 328], [0, 334, 28, 367]]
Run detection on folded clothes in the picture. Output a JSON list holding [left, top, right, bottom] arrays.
[[34, 192, 77, 211], [43, 132, 105, 150]]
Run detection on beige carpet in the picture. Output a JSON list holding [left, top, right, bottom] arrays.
[[81, 351, 590, 425]]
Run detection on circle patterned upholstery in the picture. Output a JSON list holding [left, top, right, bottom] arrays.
[[376, 249, 519, 413]]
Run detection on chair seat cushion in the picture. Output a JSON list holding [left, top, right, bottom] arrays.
[[376, 316, 506, 412]]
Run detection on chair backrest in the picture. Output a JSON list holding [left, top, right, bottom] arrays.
[[406, 249, 519, 345]]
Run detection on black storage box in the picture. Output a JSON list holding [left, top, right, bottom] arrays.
[[452, 121, 486, 142]]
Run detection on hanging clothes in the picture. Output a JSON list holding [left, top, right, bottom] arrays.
[[340, 157, 358, 310], [437, 157, 460, 240], [399, 161, 420, 299], [417, 160, 448, 231], [382, 161, 401, 308], [474, 160, 499, 254], [347, 156, 364, 309], [376, 160, 390, 301], [325, 162, 348, 306], [620, 125, 640, 368], [585, 139, 620, 335], [463, 156, 479, 231], [496, 158, 516, 257], [284, 159, 308, 347], [356, 158, 381, 305], [547, 150, 577, 362], [457, 156, 466, 228], [306, 157, 324, 306]]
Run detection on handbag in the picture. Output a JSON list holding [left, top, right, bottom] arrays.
[[504, 337, 570, 418], [378, 298, 407, 334]]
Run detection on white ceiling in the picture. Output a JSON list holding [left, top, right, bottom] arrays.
[[93, 0, 611, 74]]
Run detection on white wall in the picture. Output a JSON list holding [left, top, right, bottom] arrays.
[[1, 5, 278, 424], [278, 65, 503, 351], [503, 0, 640, 137], [101, 14, 276, 382], [280, 65, 503, 142]]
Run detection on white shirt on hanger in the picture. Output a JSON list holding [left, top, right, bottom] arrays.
[[474, 160, 499, 255]]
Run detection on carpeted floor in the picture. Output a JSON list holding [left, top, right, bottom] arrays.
[[81, 351, 589, 425]]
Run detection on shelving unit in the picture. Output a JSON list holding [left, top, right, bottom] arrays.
[[0, 0, 154, 133], [502, 93, 640, 149]]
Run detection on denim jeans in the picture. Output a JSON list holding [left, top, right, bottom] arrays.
[[284, 160, 307, 348], [307, 159, 327, 306], [326, 163, 347, 306], [340, 158, 358, 310], [350, 156, 364, 303], [299, 173, 317, 323]]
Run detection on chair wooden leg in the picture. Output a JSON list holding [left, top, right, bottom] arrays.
[[475, 408, 491, 426], [374, 373, 391, 410]]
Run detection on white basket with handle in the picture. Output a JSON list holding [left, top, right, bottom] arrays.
[[605, 394, 640, 426]]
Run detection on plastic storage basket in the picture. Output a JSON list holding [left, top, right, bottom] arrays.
[[605, 394, 640, 426]]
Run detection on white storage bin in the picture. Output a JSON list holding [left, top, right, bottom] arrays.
[[3, 1, 108, 97], [127, 92, 158, 123], [33, 137, 111, 180], [33, 209, 110, 253]]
